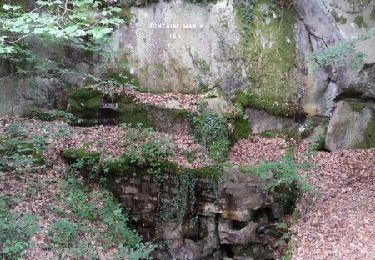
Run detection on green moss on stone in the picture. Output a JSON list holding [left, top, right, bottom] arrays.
[[159, 161, 180, 174], [197, 58, 210, 75], [234, 0, 300, 117], [188, 164, 223, 182], [235, 89, 299, 118], [105, 155, 132, 175], [370, 7, 375, 21], [68, 88, 102, 118], [349, 102, 367, 112], [354, 15, 368, 28], [118, 101, 155, 128], [260, 128, 299, 140], [229, 115, 251, 144], [354, 117, 375, 149], [62, 149, 100, 161], [155, 63, 165, 80], [331, 9, 348, 24]]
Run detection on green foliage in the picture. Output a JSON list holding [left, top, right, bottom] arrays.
[[64, 176, 154, 258], [308, 134, 326, 152], [0, 196, 39, 259], [66, 177, 98, 221], [240, 154, 312, 193], [347, 0, 371, 10], [0, 123, 47, 173], [192, 104, 229, 161], [121, 124, 175, 168], [29, 109, 76, 123], [229, 114, 251, 144], [154, 171, 196, 224], [312, 26, 375, 69], [235, 0, 300, 118], [48, 219, 78, 247], [0, 0, 124, 71]]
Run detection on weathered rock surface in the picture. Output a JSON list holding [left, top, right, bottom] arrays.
[[107, 167, 286, 259], [325, 101, 375, 150], [0, 77, 67, 115], [113, 0, 244, 93], [245, 108, 299, 134], [296, 0, 375, 117]]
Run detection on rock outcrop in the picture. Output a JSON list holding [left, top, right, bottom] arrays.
[[325, 101, 375, 151], [112, 0, 244, 93], [107, 167, 290, 259]]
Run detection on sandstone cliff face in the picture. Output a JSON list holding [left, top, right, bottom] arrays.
[[112, 0, 244, 93], [1, 0, 375, 147], [295, 0, 375, 149]]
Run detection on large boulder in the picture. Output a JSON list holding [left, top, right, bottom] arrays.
[[296, 0, 375, 117], [325, 101, 375, 151], [245, 108, 299, 134]]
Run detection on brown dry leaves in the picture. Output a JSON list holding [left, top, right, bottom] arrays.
[[291, 149, 375, 260], [229, 136, 288, 165]]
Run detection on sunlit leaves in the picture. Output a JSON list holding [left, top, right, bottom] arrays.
[[0, 0, 125, 58]]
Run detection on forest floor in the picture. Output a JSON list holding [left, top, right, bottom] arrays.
[[1, 116, 374, 259]]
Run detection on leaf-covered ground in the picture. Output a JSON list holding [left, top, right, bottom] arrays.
[[290, 149, 375, 259], [1, 116, 375, 259]]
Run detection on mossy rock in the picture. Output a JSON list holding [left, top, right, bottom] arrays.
[[67, 88, 192, 133], [260, 128, 299, 141], [118, 100, 192, 133], [68, 88, 102, 119], [234, 0, 300, 118], [105, 155, 133, 175], [325, 101, 375, 150], [354, 116, 375, 149], [62, 149, 100, 162], [229, 114, 251, 144]]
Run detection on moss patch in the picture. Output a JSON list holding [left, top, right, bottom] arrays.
[[235, 89, 299, 118], [347, 0, 371, 10], [260, 128, 299, 141], [370, 7, 375, 21], [229, 115, 251, 144], [68, 88, 102, 119], [354, 116, 375, 149], [331, 9, 348, 24], [354, 15, 368, 28], [349, 102, 367, 112], [63, 147, 223, 180], [68, 88, 191, 130], [234, 0, 300, 117]]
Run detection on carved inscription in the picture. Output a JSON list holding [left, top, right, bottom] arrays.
[[149, 23, 204, 40]]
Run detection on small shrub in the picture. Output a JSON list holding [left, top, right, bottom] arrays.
[[0, 124, 47, 173], [0, 197, 39, 259], [191, 104, 229, 161], [242, 155, 312, 191], [65, 177, 97, 221], [308, 134, 326, 152], [48, 219, 78, 247], [63, 176, 154, 258], [121, 124, 175, 167], [229, 114, 251, 144]]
